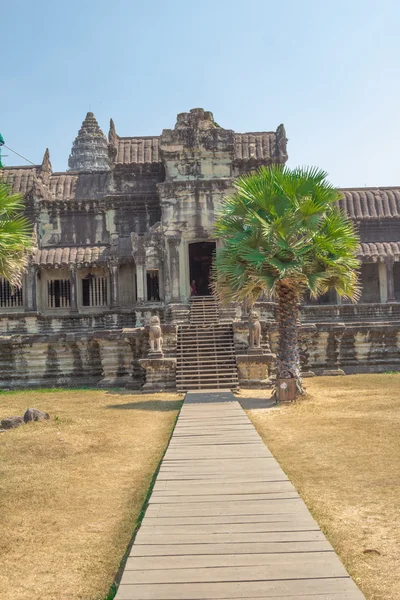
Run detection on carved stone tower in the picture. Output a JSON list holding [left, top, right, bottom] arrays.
[[68, 112, 110, 171]]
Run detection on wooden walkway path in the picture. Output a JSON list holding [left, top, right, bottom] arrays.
[[116, 391, 365, 599]]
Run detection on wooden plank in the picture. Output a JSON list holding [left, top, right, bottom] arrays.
[[145, 500, 307, 517], [156, 474, 289, 483], [120, 562, 350, 583], [138, 520, 319, 535], [116, 581, 365, 600], [149, 492, 299, 503], [135, 531, 327, 545], [159, 460, 281, 468], [140, 514, 313, 526], [152, 482, 296, 495], [130, 540, 332, 556], [125, 551, 339, 571]]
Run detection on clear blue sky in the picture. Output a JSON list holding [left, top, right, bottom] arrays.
[[2, 0, 400, 187]]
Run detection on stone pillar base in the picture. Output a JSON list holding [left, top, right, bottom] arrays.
[[97, 376, 133, 389], [236, 353, 275, 388], [167, 303, 190, 324], [302, 371, 316, 378], [321, 369, 345, 376], [139, 357, 177, 392]]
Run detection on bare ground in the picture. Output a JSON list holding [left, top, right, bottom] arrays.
[[240, 374, 400, 600], [0, 389, 183, 600]]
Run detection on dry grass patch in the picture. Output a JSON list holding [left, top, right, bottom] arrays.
[[241, 374, 400, 600], [0, 389, 183, 600]]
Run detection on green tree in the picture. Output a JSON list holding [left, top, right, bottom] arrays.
[[213, 165, 360, 396], [0, 182, 33, 286]]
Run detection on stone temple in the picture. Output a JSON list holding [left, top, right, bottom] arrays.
[[1, 108, 400, 390]]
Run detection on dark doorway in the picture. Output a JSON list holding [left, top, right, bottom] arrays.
[[189, 241, 216, 296], [147, 270, 160, 301], [359, 263, 380, 303]]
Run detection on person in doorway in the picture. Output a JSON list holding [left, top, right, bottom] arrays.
[[190, 280, 198, 296]]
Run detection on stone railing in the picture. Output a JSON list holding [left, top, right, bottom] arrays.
[[300, 303, 400, 323]]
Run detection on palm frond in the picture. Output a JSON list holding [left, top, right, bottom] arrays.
[[213, 165, 360, 304]]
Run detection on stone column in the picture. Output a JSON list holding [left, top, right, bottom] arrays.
[[109, 263, 120, 308], [378, 262, 387, 303], [167, 237, 181, 302], [136, 260, 146, 302], [386, 260, 396, 302], [69, 265, 79, 313], [24, 265, 37, 311]]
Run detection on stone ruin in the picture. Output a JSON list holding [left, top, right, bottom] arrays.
[[0, 107, 400, 390]]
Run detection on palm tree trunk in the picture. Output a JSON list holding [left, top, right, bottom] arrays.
[[275, 282, 304, 398]]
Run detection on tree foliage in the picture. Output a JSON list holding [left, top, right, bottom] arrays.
[[0, 181, 34, 286], [213, 165, 360, 305]]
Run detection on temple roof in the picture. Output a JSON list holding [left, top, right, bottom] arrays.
[[115, 136, 160, 164], [234, 132, 281, 161], [1, 166, 41, 194], [338, 187, 400, 219], [32, 246, 111, 267], [110, 131, 285, 165], [358, 242, 400, 261]]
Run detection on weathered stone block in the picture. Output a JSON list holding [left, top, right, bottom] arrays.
[[1, 416, 24, 429], [236, 354, 274, 388], [24, 408, 50, 422], [139, 357, 176, 392]]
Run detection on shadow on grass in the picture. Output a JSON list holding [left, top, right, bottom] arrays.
[[237, 396, 276, 410], [106, 399, 183, 412]]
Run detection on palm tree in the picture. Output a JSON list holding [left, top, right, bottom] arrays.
[[0, 182, 33, 286], [213, 165, 360, 398]]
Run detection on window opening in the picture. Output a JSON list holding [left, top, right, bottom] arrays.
[[47, 279, 71, 308], [0, 278, 23, 308], [82, 275, 108, 307]]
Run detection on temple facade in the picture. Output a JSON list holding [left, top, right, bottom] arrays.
[[1, 108, 400, 389]]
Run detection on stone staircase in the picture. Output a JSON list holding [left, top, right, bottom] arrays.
[[176, 296, 239, 392]]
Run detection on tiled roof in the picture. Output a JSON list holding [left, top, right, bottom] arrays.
[[33, 246, 111, 267], [115, 137, 160, 164], [358, 242, 400, 261], [234, 132, 278, 161], [48, 173, 78, 200], [339, 188, 400, 219], [1, 166, 40, 194]]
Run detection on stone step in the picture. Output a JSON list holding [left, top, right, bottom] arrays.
[[178, 297, 238, 391], [176, 370, 238, 378], [177, 364, 237, 372], [176, 370, 238, 379], [180, 323, 232, 329], [178, 332, 233, 338], [178, 328, 232, 334], [178, 378, 239, 385], [177, 358, 237, 365], [178, 340, 233, 346], [177, 342, 235, 347], [177, 352, 235, 358], [177, 382, 239, 391]]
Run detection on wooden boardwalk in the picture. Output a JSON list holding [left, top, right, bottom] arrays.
[[116, 391, 365, 599]]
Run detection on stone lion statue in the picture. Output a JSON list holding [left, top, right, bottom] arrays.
[[248, 310, 261, 348], [149, 315, 163, 353]]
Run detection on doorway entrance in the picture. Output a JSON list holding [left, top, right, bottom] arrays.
[[189, 241, 216, 296]]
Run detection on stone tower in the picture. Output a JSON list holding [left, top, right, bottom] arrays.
[[68, 112, 110, 171]]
